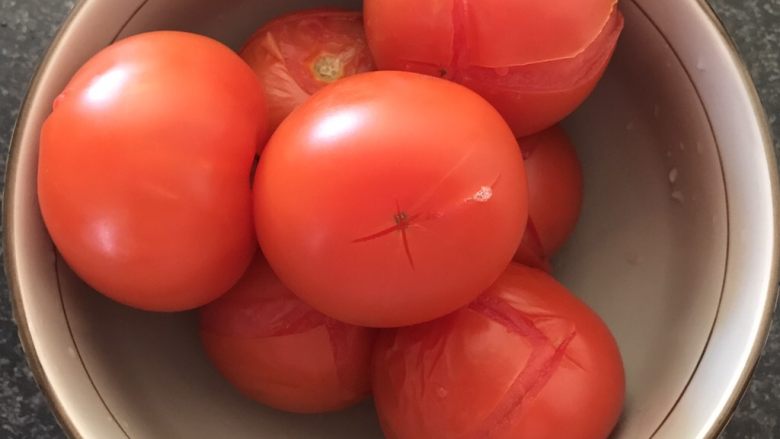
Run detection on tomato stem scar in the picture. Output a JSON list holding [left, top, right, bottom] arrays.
[[312, 55, 344, 83]]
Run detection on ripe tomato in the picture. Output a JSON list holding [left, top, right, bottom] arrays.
[[515, 126, 583, 269], [200, 255, 375, 413], [37, 31, 267, 312], [373, 264, 624, 439], [364, 0, 624, 136], [254, 71, 527, 328], [241, 9, 375, 133]]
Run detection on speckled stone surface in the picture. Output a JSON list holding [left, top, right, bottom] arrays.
[[0, 2, 75, 438], [0, 0, 778, 438]]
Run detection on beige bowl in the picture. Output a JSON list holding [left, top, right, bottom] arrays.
[[4, 0, 779, 438]]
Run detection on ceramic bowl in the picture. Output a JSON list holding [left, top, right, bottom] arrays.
[[4, 0, 778, 438]]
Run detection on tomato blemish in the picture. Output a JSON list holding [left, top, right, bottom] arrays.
[[471, 186, 493, 203]]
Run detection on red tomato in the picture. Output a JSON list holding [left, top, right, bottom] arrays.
[[200, 255, 375, 413], [364, 0, 624, 136], [373, 264, 625, 439], [254, 71, 527, 327], [241, 9, 375, 133], [515, 126, 583, 269], [37, 31, 267, 312]]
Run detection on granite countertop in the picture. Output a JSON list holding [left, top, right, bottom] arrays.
[[1, 0, 779, 438]]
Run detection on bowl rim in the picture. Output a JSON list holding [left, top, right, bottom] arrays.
[[3, 0, 777, 438], [672, 1, 780, 435]]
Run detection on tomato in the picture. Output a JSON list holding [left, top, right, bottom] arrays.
[[37, 31, 267, 312], [200, 255, 375, 413], [372, 264, 625, 439], [515, 126, 583, 269], [254, 71, 527, 328], [363, 0, 624, 136], [241, 9, 375, 133]]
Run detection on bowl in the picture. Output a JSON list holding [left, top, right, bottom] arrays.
[[4, 0, 779, 438]]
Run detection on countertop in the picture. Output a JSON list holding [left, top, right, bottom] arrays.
[[1, 0, 779, 438]]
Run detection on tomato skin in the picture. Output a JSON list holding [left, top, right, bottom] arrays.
[[515, 126, 583, 268], [241, 9, 375, 133], [254, 71, 528, 328], [372, 264, 625, 439], [200, 255, 375, 413], [364, 1, 624, 136], [37, 31, 267, 312]]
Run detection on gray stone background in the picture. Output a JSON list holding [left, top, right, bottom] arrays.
[[0, 0, 778, 437]]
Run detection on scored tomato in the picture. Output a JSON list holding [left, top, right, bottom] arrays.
[[364, 0, 624, 136], [241, 9, 375, 133], [515, 126, 583, 270], [200, 255, 375, 413], [254, 71, 528, 328], [372, 263, 625, 439], [37, 31, 267, 311]]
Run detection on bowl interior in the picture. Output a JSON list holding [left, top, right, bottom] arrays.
[[10, 0, 732, 438]]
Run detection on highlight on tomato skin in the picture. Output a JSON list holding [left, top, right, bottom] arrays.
[[241, 9, 375, 133], [514, 125, 583, 270], [372, 263, 625, 439], [254, 70, 528, 328], [363, 0, 624, 136], [199, 254, 376, 414]]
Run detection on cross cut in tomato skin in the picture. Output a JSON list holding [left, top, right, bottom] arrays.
[[372, 264, 625, 439], [200, 255, 376, 413], [254, 71, 528, 328], [364, 0, 624, 136]]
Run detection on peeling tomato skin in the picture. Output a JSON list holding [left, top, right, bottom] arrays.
[[241, 9, 375, 133], [364, 1, 624, 136], [515, 126, 583, 267], [372, 264, 624, 439], [463, 9, 624, 136], [199, 255, 376, 413]]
